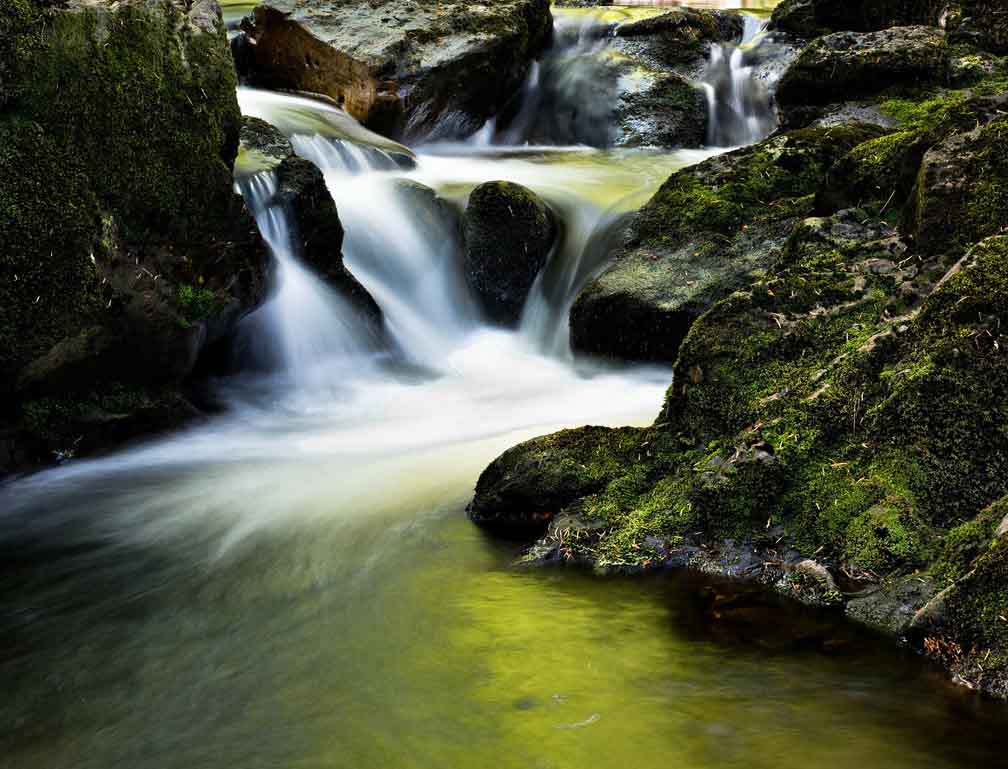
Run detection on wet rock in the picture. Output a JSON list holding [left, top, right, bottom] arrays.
[[909, 116, 1008, 256], [770, 0, 945, 39], [777, 27, 949, 126], [467, 426, 641, 538], [569, 124, 883, 362], [614, 7, 744, 68], [463, 181, 556, 326], [845, 575, 937, 636], [237, 116, 294, 175], [240, 0, 553, 141], [0, 0, 267, 472], [614, 73, 708, 149], [274, 157, 383, 329]]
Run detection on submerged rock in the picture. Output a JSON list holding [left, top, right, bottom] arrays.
[[569, 124, 884, 362], [777, 27, 950, 127], [0, 0, 267, 472], [239, 0, 553, 141], [463, 181, 556, 326]]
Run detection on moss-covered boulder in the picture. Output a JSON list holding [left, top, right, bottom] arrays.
[[770, 0, 945, 39], [777, 27, 950, 127], [613, 7, 744, 67], [240, 0, 553, 140], [463, 181, 556, 326], [0, 0, 268, 471], [910, 116, 1008, 256], [569, 124, 884, 362]]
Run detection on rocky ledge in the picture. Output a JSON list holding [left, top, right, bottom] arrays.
[[236, 0, 553, 140], [470, 18, 1008, 697]]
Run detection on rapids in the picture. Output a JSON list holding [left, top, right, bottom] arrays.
[[2, 4, 1007, 768]]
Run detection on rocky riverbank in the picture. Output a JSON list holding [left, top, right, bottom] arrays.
[[469, 3, 1008, 698]]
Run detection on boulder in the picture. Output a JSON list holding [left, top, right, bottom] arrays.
[[463, 181, 556, 325], [777, 26, 949, 125], [614, 7, 744, 68], [947, 0, 1008, 54], [0, 0, 268, 470], [614, 73, 708, 149], [569, 124, 884, 362], [770, 0, 945, 38], [240, 0, 553, 140], [910, 116, 1008, 256]]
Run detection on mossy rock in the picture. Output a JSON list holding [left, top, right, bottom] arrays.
[[910, 116, 1008, 256], [615, 73, 708, 149], [769, 0, 945, 38], [463, 181, 556, 325], [569, 124, 884, 362], [614, 7, 744, 67], [777, 26, 950, 121]]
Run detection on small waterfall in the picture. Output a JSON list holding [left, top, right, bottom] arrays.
[[701, 15, 778, 147], [234, 172, 380, 390], [473, 14, 619, 147], [291, 135, 481, 367]]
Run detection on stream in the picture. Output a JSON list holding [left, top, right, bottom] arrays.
[[2, 3, 1007, 767]]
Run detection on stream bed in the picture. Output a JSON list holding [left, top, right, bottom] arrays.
[[2, 2, 1007, 766]]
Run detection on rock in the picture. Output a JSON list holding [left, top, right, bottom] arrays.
[[274, 157, 383, 329], [237, 116, 294, 175], [0, 0, 268, 471], [845, 575, 937, 636], [909, 116, 1008, 256], [240, 0, 553, 140], [569, 124, 884, 362], [777, 27, 949, 125], [614, 7, 744, 68], [467, 426, 641, 538], [463, 181, 556, 325], [770, 0, 945, 38], [947, 0, 1008, 54], [615, 73, 708, 149]]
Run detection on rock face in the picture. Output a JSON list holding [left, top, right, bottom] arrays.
[[570, 124, 884, 362], [240, 0, 553, 140], [614, 73, 708, 149], [463, 182, 556, 326], [777, 27, 949, 123], [0, 0, 267, 471]]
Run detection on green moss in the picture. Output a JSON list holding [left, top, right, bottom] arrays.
[[845, 502, 929, 572], [176, 282, 219, 325], [16, 1, 242, 243]]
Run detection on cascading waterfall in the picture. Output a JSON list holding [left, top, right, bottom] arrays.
[[700, 15, 779, 147], [233, 171, 381, 390]]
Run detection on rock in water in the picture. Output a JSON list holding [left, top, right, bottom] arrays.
[[463, 181, 556, 326], [237, 117, 383, 330], [239, 0, 553, 141], [0, 0, 267, 471], [769, 0, 945, 38]]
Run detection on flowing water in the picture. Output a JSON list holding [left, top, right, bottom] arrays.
[[3, 3, 1007, 767]]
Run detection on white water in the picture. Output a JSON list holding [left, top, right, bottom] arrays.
[[701, 15, 779, 147]]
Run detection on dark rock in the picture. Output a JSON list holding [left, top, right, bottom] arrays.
[[569, 124, 884, 362], [463, 181, 556, 325], [769, 0, 945, 38], [0, 0, 269, 472], [615, 73, 708, 148], [240, 0, 553, 141], [947, 0, 1008, 54], [777, 26, 949, 124], [845, 574, 937, 635]]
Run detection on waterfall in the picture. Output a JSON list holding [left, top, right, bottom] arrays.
[[291, 135, 481, 367], [233, 172, 381, 390], [700, 15, 778, 148]]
